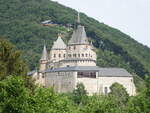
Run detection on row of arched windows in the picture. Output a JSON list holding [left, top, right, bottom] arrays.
[[53, 53, 92, 58]]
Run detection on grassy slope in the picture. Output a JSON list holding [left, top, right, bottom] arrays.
[[0, 0, 150, 77]]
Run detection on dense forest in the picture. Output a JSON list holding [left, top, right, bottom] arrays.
[[0, 40, 150, 113], [0, 0, 150, 78]]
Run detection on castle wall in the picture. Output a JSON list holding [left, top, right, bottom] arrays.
[[45, 71, 77, 93], [44, 71, 136, 96], [77, 78, 98, 95], [98, 76, 136, 96]]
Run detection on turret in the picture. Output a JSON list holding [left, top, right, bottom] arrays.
[[49, 34, 67, 68], [39, 44, 48, 71]]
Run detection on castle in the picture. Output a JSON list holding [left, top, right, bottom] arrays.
[[29, 13, 136, 96]]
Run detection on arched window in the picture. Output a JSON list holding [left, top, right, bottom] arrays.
[[64, 54, 65, 58], [54, 54, 56, 58], [69, 46, 71, 50], [68, 54, 71, 57], [59, 54, 61, 58], [86, 53, 88, 57], [74, 46, 76, 50], [73, 54, 76, 57], [78, 54, 80, 57], [104, 87, 108, 95], [82, 54, 84, 57]]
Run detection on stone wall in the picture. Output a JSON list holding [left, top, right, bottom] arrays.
[[77, 78, 98, 95], [44, 71, 136, 96], [45, 71, 76, 93]]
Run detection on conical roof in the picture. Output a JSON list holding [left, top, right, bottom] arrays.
[[52, 36, 66, 50], [40, 44, 48, 60], [68, 25, 89, 45]]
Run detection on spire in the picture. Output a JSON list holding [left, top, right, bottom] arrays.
[[51, 34, 67, 50], [77, 12, 80, 24], [68, 12, 89, 45], [40, 43, 48, 60], [90, 41, 94, 49]]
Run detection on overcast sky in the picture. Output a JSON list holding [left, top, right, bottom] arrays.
[[53, 0, 150, 47]]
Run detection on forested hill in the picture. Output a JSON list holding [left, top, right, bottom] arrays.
[[0, 0, 150, 77]]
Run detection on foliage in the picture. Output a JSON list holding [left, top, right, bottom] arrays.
[[0, 39, 28, 80], [125, 76, 150, 113], [0, 76, 77, 113], [0, 76, 31, 113], [0, 0, 150, 77], [109, 83, 129, 107], [71, 83, 88, 105]]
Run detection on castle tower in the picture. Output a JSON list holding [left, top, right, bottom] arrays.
[[49, 34, 67, 68], [64, 12, 97, 67], [39, 44, 48, 71]]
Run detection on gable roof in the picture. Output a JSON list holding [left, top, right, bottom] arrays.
[[52, 36, 66, 50]]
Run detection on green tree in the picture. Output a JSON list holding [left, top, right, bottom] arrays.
[[72, 83, 88, 105], [109, 83, 129, 107], [0, 76, 31, 113], [0, 39, 28, 80], [126, 76, 150, 113], [82, 95, 118, 113]]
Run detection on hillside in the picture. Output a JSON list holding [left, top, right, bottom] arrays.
[[0, 0, 150, 77]]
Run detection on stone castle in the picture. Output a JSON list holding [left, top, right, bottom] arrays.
[[29, 13, 136, 96]]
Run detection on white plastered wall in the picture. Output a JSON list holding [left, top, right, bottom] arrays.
[[98, 76, 136, 96]]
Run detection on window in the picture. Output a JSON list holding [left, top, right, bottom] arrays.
[[82, 54, 84, 57], [74, 46, 76, 50], [104, 87, 108, 95], [42, 75, 44, 78], [86, 53, 88, 57], [54, 54, 56, 58], [77, 72, 96, 78], [68, 54, 71, 57], [73, 54, 76, 57], [59, 54, 61, 57], [64, 54, 65, 58], [78, 54, 80, 57], [69, 46, 71, 50]]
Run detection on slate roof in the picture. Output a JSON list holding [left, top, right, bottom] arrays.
[[68, 25, 89, 45], [40, 44, 48, 60], [45, 66, 100, 72], [98, 68, 132, 77], [45, 66, 132, 77], [52, 36, 66, 50], [27, 70, 37, 76]]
